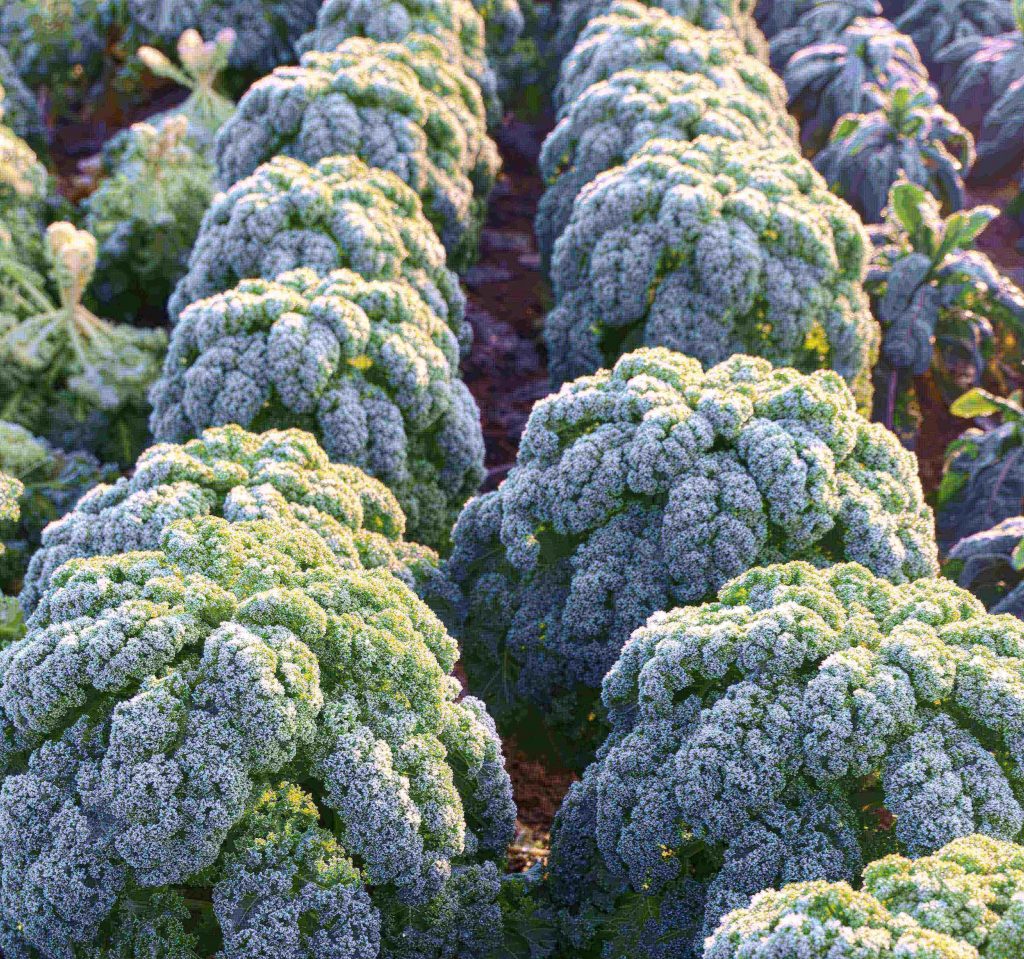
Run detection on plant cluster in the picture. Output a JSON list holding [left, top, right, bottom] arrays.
[[814, 85, 974, 223], [706, 834, 1024, 958], [536, 61, 796, 262], [897, 0, 1017, 80], [0, 514, 515, 959], [0, 0, 118, 115], [150, 268, 485, 550], [295, 0, 502, 126], [866, 181, 1024, 442], [782, 17, 931, 152], [548, 560, 1024, 957], [554, 0, 766, 64], [168, 154, 467, 348], [553, 1, 788, 118], [0, 222, 166, 465], [20, 423, 438, 615], [545, 135, 879, 404], [432, 349, 938, 767], [83, 115, 215, 323], [214, 35, 500, 269], [123, 0, 322, 74]]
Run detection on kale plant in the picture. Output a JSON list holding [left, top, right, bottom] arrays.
[[707, 834, 1024, 958], [866, 182, 1024, 441], [897, 0, 1017, 80], [767, 0, 884, 73], [83, 115, 215, 324], [536, 69, 796, 264], [124, 0, 320, 73], [755, 0, 879, 41], [213, 35, 499, 270], [0, 513, 515, 958], [136, 27, 237, 155], [783, 17, 931, 151], [168, 154, 467, 351], [814, 86, 974, 223], [554, 0, 767, 64], [295, 0, 501, 127], [0, 223, 166, 465], [20, 423, 437, 615], [948, 517, 1024, 618], [554, 1, 789, 118], [0, 0, 116, 116], [548, 561, 1024, 957], [151, 267, 485, 551], [938, 2, 1024, 180], [432, 349, 938, 767], [545, 135, 879, 406]]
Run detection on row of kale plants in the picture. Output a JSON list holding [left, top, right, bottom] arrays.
[[1, 1, 1024, 957]]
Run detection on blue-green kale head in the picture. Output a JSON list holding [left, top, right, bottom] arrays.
[[547, 561, 1024, 958], [554, 0, 767, 65], [706, 833, 1024, 958], [545, 135, 880, 408], [168, 154, 467, 352], [553, 1, 789, 118], [295, 0, 501, 127], [536, 68, 797, 265], [151, 267, 485, 551], [213, 34, 499, 270], [124, 0, 321, 74], [20, 423, 438, 616], [0, 514, 515, 959], [430, 349, 938, 769]]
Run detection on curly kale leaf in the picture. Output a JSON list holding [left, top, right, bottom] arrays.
[[0, 514, 514, 957], [214, 35, 499, 269], [545, 135, 879, 406], [549, 562, 1024, 957], [431, 349, 937, 768], [151, 267, 484, 550], [169, 153, 468, 351], [21, 423, 437, 615]]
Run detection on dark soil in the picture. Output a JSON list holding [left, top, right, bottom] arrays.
[[461, 111, 554, 490]]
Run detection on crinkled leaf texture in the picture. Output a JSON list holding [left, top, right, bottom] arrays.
[[213, 34, 499, 269], [431, 349, 937, 768], [151, 268, 485, 551], [706, 833, 1024, 958], [20, 424, 438, 616], [169, 154, 468, 353], [549, 560, 1024, 958], [0, 513, 515, 958], [545, 135, 879, 407]]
